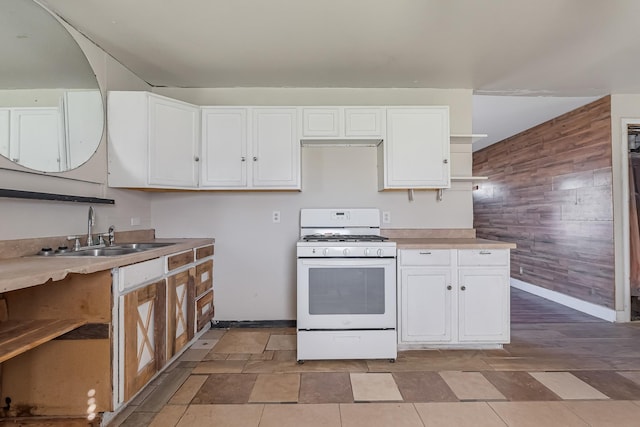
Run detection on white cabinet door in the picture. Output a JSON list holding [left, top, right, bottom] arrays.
[[383, 107, 450, 189], [457, 268, 510, 343], [400, 267, 452, 343], [148, 96, 199, 187], [251, 108, 299, 188], [201, 108, 248, 188], [11, 108, 64, 172], [345, 108, 383, 138], [302, 108, 340, 137], [64, 90, 104, 169]]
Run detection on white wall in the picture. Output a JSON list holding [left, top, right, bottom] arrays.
[[151, 87, 474, 321], [0, 13, 152, 240]]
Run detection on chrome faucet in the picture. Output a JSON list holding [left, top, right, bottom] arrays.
[[87, 206, 95, 246]]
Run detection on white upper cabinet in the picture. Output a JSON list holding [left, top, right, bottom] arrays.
[[302, 108, 340, 138], [200, 107, 300, 190], [344, 108, 383, 137], [252, 108, 299, 188], [381, 107, 450, 189], [108, 91, 200, 189], [200, 108, 248, 188], [10, 108, 64, 172], [148, 96, 200, 187], [301, 107, 384, 141]]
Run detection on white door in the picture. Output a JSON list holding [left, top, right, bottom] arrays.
[[400, 267, 452, 343], [148, 96, 199, 187], [201, 108, 248, 188], [384, 107, 450, 188], [251, 108, 299, 188], [457, 268, 510, 342]]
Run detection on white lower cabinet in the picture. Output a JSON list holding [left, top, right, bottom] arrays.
[[398, 248, 510, 348]]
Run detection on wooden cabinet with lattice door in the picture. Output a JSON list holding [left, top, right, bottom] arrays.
[[167, 268, 195, 359], [122, 279, 166, 401]]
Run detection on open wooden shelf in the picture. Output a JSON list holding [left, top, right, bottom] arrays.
[[0, 318, 87, 363]]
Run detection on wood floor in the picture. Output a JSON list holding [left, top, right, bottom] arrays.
[[101, 290, 640, 425]]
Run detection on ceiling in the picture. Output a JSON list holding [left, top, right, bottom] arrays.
[[37, 0, 640, 148]]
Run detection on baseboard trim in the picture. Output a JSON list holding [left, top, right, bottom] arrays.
[[211, 320, 296, 329], [510, 278, 616, 322]]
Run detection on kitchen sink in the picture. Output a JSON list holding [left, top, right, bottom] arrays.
[[37, 242, 177, 257], [55, 247, 142, 257]]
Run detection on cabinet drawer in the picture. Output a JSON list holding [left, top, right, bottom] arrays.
[[196, 244, 214, 260], [196, 290, 214, 332], [400, 249, 451, 266], [166, 250, 194, 272], [118, 257, 164, 292], [458, 249, 509, 266], [195, 260, 213, 296]]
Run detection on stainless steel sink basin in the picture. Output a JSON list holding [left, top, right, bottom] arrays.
[[36, 241, 177, 257], [56, 247, 142, 257], [115, 242, 175, 250]]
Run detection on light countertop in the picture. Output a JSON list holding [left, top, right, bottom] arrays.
[[0, 238, 214, 294], [391, 237, 516, 249]]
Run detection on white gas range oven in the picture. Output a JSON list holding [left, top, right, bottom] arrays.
[[296, 208, 397, 362]]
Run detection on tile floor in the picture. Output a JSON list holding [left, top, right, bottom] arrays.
[[108, 290, 640, 426]]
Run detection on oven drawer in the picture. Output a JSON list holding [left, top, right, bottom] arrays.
[[399, 249, 452, 266], [458, 249, 509, 266]]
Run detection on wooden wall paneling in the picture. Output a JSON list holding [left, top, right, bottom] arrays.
[[473, 96, 615, 308]]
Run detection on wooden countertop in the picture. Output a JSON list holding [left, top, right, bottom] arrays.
[[391, 237, 516, 249], [0, 238, 214, 294]]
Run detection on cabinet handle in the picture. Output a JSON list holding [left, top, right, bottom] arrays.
[[447, 285, 452, 290], [194, 156, 200, 162], [253, 156, 258, 161], [461, 286, 466, 291], [443, 159, 448, 164], [479, 250, 491, 255], [419, 251, 432, 255]]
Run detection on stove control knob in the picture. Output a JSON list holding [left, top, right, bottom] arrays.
[[323, 248, 329, 256], [377, 248, 384, 257], [343, 248, 350, 256], [365, 248, 371, 256]]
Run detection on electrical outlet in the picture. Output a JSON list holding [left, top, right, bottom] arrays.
[[519, 266, 524, 274], [130, 217, 141, 226], [382, 211, 391, 224], [272, 211, 281, 223]]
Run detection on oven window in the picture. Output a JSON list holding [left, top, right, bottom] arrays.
[[308, 267, 385, 314]]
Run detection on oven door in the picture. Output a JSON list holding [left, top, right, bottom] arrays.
[[297, 257, 396, 330]]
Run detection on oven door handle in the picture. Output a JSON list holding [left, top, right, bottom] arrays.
[[298, 259, 395, 267]]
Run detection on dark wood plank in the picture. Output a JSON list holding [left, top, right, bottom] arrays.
[[0, 319, 87, 363], [473, 96, 615, 308]]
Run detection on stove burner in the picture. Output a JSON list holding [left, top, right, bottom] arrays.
[[302, 234, 388, 242]]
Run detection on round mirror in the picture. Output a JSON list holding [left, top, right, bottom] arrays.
[[0, 0, 104, 172]]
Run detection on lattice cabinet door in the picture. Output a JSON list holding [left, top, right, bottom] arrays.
[[167, 268, 195, 360], [123, 279, 166, 401]]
